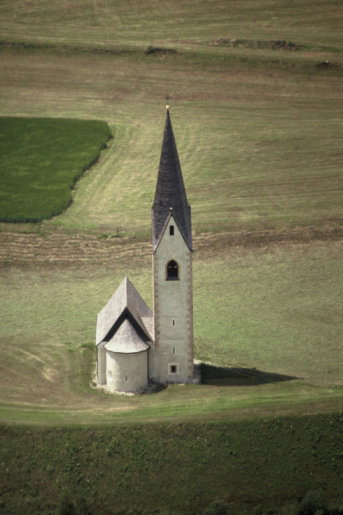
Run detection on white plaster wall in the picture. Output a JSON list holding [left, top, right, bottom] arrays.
[[97, 345, 107, 385], [152, 216, 194, 383], [106, 350, 148, 393]]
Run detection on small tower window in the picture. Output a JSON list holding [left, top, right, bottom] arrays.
[[166, 260, 179, 280], [169, 225, 174, 236], [169, 364, 178, 374]]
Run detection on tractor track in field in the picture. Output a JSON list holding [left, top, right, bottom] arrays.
[[0, 225, 342, 268]]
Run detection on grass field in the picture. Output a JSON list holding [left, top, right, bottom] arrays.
[[0, 0, 343, 512], [0, 51, 342, 235], [0, 117, 111, 222], [1, 413, 343, 514], [0, 3, 342, 236], [1, 236, 342, 425]]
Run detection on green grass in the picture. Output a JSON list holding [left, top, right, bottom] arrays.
[[194, 240, 343, 384], [0, 3, 342, 235], [1, 0, 343, 50], [0, 238, 342, 426], [0, 117, 111, 222], [0, 1, 343, 512], [4, 59, 342, 235], [1, 413, 343, 514]]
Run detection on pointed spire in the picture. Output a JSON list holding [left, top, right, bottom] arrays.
[[152, 109, 192, 250]]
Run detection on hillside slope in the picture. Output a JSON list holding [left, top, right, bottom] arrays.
[[0, 0, 342, 423], [0, 1, 342, 236]]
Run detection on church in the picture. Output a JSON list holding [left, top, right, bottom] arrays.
[[96, 108, 194, 393]]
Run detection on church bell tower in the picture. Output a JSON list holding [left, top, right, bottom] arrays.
[[150, 108, 194, 383]]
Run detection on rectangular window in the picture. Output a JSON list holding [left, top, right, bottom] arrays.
[[169, 225, 174, 236], [172, 346, 176, 355], [169, 364, 178, 375]]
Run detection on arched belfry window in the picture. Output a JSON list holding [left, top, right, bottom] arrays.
[[166, 260, 179, 281]]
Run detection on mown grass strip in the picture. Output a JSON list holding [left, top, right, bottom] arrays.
[[0, 117, 111, 222]]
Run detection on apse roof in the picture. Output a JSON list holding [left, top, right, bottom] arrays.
[[104, 319, 150, 354]]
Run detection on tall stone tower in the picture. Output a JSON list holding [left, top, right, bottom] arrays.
[[150, 108, 194, 383]]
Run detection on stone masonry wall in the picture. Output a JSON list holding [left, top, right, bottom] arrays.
[[151, 215, 194, 383]]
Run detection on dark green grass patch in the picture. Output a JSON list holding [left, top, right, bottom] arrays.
[[0, 117, 111, 222], [1, 412, 343, 514]]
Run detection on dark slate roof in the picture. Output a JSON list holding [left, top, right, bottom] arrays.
[[96, 277, 153, 346], [152, 109, 192, 251]]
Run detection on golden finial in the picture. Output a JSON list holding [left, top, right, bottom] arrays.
[[165, 92, 171, 111]]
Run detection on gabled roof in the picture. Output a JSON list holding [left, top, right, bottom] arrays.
[[104, 319, 149, 354], [152, 210, 188, 253], [152, 109, 192, 251], [96, 277, 153, 345]]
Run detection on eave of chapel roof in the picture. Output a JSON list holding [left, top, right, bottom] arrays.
[[152, 109, 192, 251], [96, 277, 153, 346]]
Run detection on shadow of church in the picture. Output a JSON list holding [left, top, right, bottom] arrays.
[[199, 363, 297, 386]]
